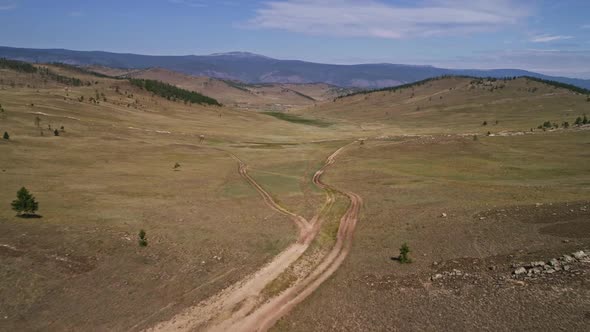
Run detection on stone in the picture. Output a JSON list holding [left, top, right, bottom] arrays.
[[549, 258, 560, 267], [431, 274, 443, 281], [531, 261, 546, 267], [544, 269, 556, 274], [562, 255, 575, 263], [572, 251, 586, 260], [441, 213, 447, 218], [513, 267, 527, 275]]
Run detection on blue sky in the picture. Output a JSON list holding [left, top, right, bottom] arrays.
[[1, 0, 589, 78]]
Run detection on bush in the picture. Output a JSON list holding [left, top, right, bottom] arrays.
[[398, 243, 412, 264], [584, 115, 589, 125], [3, 131, 9, 140], [11, 187, 39, 216], [482, 121, 487, 126], [53, 129, 59, 136], [138, 229, 148, 247]]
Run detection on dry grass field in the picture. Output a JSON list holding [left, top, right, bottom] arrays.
[[1, 65, 589, 331]]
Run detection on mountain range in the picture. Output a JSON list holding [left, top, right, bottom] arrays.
[[1, 46, 589, 90]]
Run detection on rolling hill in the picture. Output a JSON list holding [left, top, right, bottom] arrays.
[[301, 76, 590, 134], [107, 67, 354, 111], [1, 46, 589, 90]]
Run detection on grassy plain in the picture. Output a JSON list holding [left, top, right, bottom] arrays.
[[1, 66, 589, 331]]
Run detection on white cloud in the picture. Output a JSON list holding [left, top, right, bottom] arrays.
[[247, 0, 532, 39], [530, 35, 574, 43]]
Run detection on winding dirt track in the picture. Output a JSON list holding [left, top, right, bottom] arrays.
[[147, 143, 361, 332]]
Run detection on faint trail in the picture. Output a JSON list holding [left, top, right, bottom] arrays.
[[227, 152, 312, 241], [146, 142, 360, 332]]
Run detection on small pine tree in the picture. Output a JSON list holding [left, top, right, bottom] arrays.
[[138, 229, 148, 247], [11, 187, 39, 216], [575, 116, 583, 126], [563, 121, 570, 129], [583, 115, 588, 125], [3, 131, 9, 140], [54, 129, 59, 136], [398, 243, 411, 264]]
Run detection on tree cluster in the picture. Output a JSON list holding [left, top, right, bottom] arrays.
[[129, 78, 221, 106]]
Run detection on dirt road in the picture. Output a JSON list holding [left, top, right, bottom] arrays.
[[146, 143, 361, 332]]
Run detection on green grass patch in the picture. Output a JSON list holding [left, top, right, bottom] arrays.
[[263, 112, 331, 127]]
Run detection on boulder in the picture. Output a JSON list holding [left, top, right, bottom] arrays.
[[572, 251, 586, 260]]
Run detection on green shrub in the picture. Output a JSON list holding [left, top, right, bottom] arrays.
[[398, 243, 412, 264], [138, 229, 148, 247]]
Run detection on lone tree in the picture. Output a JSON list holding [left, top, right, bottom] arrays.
[[11, 187, 39, 216], [398, 243, 412, 263], [3, 131, 9, 140], [138, 229, 148, 247]]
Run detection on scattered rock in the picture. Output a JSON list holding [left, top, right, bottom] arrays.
[[441, 213, 447, 218], [511, 249, 588, 279]]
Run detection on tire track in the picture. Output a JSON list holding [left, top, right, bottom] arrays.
[[146, 143, 360, 332], [212, 144, 361, 332]]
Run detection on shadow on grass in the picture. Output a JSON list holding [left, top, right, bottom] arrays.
[[16, 214, 43, 219]]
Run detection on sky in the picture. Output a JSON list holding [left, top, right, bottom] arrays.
[[0, 0, 589, 78]]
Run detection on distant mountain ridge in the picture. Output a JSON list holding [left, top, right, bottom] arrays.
[[1, 46, 589, 90]]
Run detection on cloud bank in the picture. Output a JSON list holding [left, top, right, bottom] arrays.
[[248, 0, 532, 39]]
